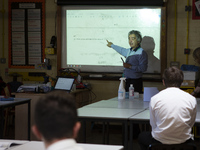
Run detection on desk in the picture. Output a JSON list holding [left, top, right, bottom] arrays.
[[78, 97, 147, 150], [84, 97, 200, 150], [86, 98, 149, 109], [129, 109, 150, 150], [10, 141, 124, 150], [0, 98, 31, 139], [129, 98, 200, 125], [0, 139, 29, 145]]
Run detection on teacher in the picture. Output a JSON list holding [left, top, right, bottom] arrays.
[[107, 30, 148, 94]]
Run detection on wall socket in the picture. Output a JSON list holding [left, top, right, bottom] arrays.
[[0, 58, 6, 63]]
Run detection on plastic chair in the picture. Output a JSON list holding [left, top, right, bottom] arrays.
[[148, 143, 197, 150]]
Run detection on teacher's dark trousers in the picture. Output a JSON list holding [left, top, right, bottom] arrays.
[[125, 78, 143, 138], [125, 78, 143, 94]]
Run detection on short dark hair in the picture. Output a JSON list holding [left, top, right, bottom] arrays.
[[162, 66, 183, 88], [193, 47, 200, 61], [128, 30, 142, 43], [34, 90, 77, 142]]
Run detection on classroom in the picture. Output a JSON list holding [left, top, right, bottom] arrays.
[[0, 0, 200, 150]]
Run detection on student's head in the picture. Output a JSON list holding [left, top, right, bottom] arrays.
[[162, 66, 183, 88], [32, 90, 80, 145], [128, 30, 142, 49], [193, 47, 200, 64]]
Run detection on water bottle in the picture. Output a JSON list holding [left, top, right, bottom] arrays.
[[129, 84, 134, 99], [118, 77, 126, 100]]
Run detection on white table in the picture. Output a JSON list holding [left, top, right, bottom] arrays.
[[78, 107, 144, 119], [129, 109, 150, 121], [78, 98, 147, 150], [0, 139, 29, 150], [10, 141, 123, 150], [0, 139, 29, 144], [72, 96, 200, 149], [86, 98, 149, 109]]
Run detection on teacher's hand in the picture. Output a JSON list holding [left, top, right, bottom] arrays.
[[123, 63, 132, 69], [106, 40, 113, 47]]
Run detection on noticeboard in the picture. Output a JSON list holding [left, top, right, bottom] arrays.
[[8, 0, 45, 68]]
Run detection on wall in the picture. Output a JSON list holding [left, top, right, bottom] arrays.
[[167, 0, 200, 66], [0, 0, 200, 101], [0, 0, 57, 84]]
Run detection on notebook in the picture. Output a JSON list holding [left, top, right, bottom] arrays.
[[54, 77, 75, 92]]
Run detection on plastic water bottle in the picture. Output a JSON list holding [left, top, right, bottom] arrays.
[[129, 84, 134, 99]]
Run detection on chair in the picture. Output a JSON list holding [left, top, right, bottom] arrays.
[[3, 74, 22, 138], [148, 143, 197, 150], [7, 81, 22, 96], [7, 72, 23, 96]]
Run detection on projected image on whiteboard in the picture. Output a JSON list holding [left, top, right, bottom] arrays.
[[63, 7, 161, 73]]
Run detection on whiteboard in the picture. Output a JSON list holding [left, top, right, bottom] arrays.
[[61, 6, 161, 73]]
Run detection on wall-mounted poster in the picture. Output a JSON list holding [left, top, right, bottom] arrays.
[[193, 0, 200, 19]]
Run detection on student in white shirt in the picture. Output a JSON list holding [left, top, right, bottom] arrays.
[[32, 90, 83, 150], [138, 66, 197, 150]]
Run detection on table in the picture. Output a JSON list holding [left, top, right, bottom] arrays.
[[129, 109, 150, 150], [0, 139, 29, 145], [86, 98, 149, 109], [78, 97, 148, 150], [0, 98, 31, 139], [84, 97, 200, 150], [10, 141, 124, 150]]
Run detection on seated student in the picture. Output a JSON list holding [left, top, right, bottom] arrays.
[[138, 66, 197, 150], [0, 76, 6, 95], [191, 47, 200, 96], [32, 90, 83, 150]]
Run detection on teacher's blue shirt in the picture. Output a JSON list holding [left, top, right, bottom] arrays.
[[111, 44, 148, 79]]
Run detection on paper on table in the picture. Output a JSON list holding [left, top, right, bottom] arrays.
[[0, 142, 11, 148], [0, 142, 21, 150], [143, 87, 159, 102]]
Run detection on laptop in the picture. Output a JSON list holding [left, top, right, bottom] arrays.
[[54, 77, 75, 92]]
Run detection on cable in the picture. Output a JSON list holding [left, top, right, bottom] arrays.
[[85, 87, 97, 103], [59, 68, 97, 103], [59, 68, 79, 74]]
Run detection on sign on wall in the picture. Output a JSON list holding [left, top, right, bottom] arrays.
[[193, 0, 200, 19]]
